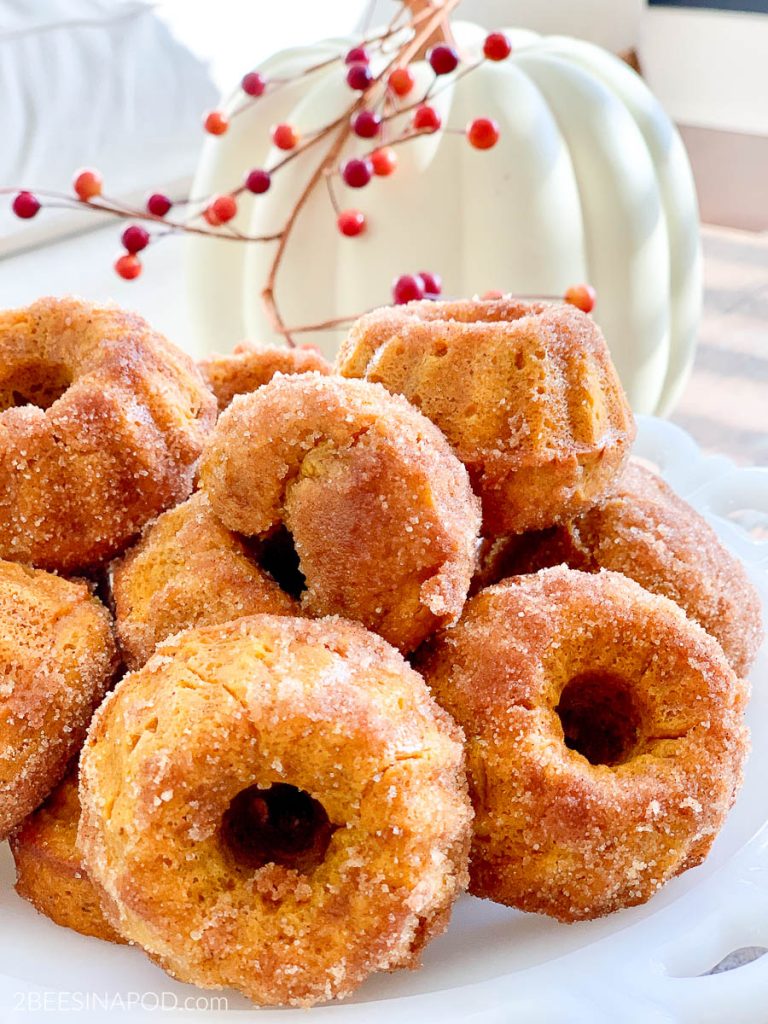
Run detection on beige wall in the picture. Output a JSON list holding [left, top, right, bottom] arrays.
[[454, 0, 644, 50], [640, 7, 768, 135], [370, 0, 644, 50], [638, 6, 768, 230]]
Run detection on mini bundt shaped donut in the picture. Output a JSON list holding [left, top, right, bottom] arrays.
[[337, 298, 635, 536], [0, 560, 117, 839], [199, 341, 331, 413], [199, 373, 481, 653], [10, 766, 124, 943], [0, 297, 216, 571], [420, 567, 748, 922], [110, 490, 299, 669], [476, 462, 763, 676], [78, 614, 472, 1007]]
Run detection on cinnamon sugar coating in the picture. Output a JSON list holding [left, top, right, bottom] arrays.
[[10, 766, 124, 943], [337, 298, 635, 536], [0, 297, 216, 571], [110, 491, 299, 669], [78, 614, 472, 1007], [477, 462, 763, 676], [420, 568, 748, 922], [199, 373, 481, 653], [0, 560, 117, 839], [199, 342, 331, 413]]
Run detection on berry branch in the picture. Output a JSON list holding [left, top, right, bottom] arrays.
[[5, 1, 596, 341]]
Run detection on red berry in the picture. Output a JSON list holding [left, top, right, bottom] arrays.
[[351, 110, 381, 139], [482, 289, 504, 300], [483, 32, 512, 61], [121, 224, 149, 254], [12, 191, 40, 219], [115, 253, 141, 280], [204, 194, 238, 226], [428, 44, 459, 75], [204, 110, 228, 135], [371, 147, 397, 176], [73, 168, 102, 201], [147, 193, 172, 217], [245, 168, 271, 194], [392, 274, 425, 305], [272, 123, 299, 150], [337, 209, 366, 237], [564, 283, 597, 313], [467, 117, 500, 150], [346, 63, 372, 91], [413, 105, 441, 133], [388, 66, 415, 97], [417, 270, 442, 296], [345, 46, 368, 65], [342, 157, 372, 189], [241, 71, 266, 96]]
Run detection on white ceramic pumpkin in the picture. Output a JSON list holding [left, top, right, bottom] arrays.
[[187, 21, 701, 415]]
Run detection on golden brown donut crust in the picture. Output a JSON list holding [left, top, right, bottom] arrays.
[[110, 490, 299, 669], [0, 560, 117, 839], [337, 298, 635, 536], [0, 297, 216, 571], [199, 342, 331, 412], [420, 567, 748, 922], [477, 462, 763, 676], [10, 766, 124, 943], [78, 614, 472, 1007], [200, 373, 481, 653]]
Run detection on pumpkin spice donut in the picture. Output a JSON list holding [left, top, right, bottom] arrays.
[[420, 567, 748, 922], [200, 372, 481, 653], [476, 462, 764, 676], [0, 559, 117, 839], [199, 341, 331, 413], [110, 490, 300, 669], [10, 766, 124, 943], [0, 297, 216, 571], [78, 614, 472, 1007], [337, 297, 635, 536]]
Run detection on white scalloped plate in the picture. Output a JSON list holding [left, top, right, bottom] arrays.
[[1, 417, 766, 1024]]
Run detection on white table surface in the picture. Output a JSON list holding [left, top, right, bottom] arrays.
[[0, 226, 201, 356]]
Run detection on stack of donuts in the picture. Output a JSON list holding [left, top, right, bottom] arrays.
[[0, 295, 761, 1007]]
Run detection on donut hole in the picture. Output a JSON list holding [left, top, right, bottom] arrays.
[[256, 525, 306, 599], [221, 783, 336, 873], [556, 672, 642, 766], [0, 361, 72, 411]]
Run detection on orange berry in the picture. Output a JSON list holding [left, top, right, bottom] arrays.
[[204, 194, 238, 226], [467, 117, 500, 150], [204, 110, 229, 135], [564, 283, 597, 313], [412, 105, 441, 133], [272, 123, 300, 150], [371, 147, 397, 176], [115, 253, 141, 280], [73, 168, 102, 201], [388, 66, 415, 97], [337, 209, 366, 237]]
